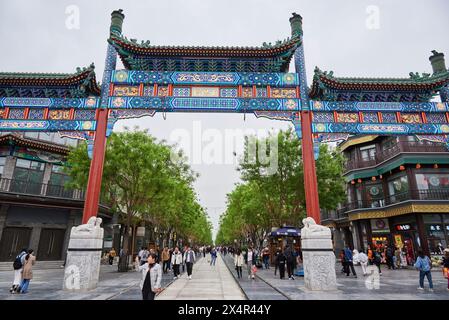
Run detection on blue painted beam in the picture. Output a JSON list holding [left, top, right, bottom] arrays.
[[108, 96, 301, 112], [0, 120, 96, 131], [312, 123, 449, 135], [310, 100, 449, 113], [110, 70, 299, 87], [0, 97, 100, 109]]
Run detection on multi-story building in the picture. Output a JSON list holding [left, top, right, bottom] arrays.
[[0, 66, 113, 263], [323, 135, 449, 263], [317, 51, 449, 262]]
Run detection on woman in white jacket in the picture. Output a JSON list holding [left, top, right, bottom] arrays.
[[171, 247, 183, 279], [137, 253, 162, 300]]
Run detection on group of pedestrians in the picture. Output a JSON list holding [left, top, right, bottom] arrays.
[[9, 248, 36, 294], [135, 244, 198, 300], [341, 244, 449, 292], [230, 245, 302, 281]]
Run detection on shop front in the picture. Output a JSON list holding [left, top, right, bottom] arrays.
[[422, 214, 449, 257], [268, 226, 301, 264], [369, 218, 392, 250], [390, 217, 419, 266]]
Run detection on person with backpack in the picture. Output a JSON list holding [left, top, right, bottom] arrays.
[[10, 248, 27, 294], [210, 247, 217, 266], [414, 249, 433, 292], [284, 246, 295, 280], [18, 249, 36, 294]]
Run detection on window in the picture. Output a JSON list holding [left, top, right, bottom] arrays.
[[11, 159, 45, 194], [365, 183, 384, 208], [0, 157, 5, 177], [415, 173, 449, 200], [388, 175, 409, 203], [47, 165, 72, 198], [360, 144, 376, 161], [382, 137, 397, 151]]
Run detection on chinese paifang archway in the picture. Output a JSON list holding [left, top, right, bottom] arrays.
[[1, 9, 449, 226]]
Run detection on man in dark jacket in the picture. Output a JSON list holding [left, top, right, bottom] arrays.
[[284, 246, 295, 280], [386, 246, 395, 270], [277, 250, 287, 279], [344, 246, 357, 277]]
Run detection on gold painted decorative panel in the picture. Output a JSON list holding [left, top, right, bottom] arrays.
[[271, 88, 296, 98], [48, 110, 71, 120], [191, 87, 220, 97], [337, 113, 359, 123], [113, 85, 139, 96], [401, 113, 422, 124]]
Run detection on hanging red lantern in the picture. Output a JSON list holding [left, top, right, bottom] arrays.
[[379, 174, 383, 179], [399, 165, 405, 171], [434, 164, 439, 169], [351, 180, 355, 185], [416, 163, 421, 169], [371, 176, 377, 181], [357, 178, 362, 183]]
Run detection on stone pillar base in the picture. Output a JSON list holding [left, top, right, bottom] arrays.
[[63, 217, 103, 291], [301, 217, 337, 291]]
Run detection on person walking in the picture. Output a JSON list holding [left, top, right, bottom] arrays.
[[356, 249, 369, 276], [344, 246, 357, 277], [18, 249, 36, 294], [210, 247, 217, 266], [276, 249, 286, 279], [442, 248, 449, 291], [246, 247, 255, 280], [284, 246, 295, 280], [162, 247, 170, 274], [234, 249, 244, 279], [202, 246, 206, 258], [373, 247, 382, 275], [138, 253, 162, 300], [108, 248, 116, 265], [10, 248, 27, 294], [138, 247, 149, 266], [274, 247, 281, 276], [394, 246, 401, 269], [262, 247, 270, 269], [171, 247, 183, 279], [414, 249, 433, 292], [386, 245, 395, 270], [183, 245, 195, 279]]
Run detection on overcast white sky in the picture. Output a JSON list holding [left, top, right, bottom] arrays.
[[1, 0, 448, 239]]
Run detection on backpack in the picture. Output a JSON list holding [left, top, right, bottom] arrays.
[[13, 253, 24, 270]]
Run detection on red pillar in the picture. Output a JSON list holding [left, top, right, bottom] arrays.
[[82, 108, 108, 224], [300, 110, 321, 224]]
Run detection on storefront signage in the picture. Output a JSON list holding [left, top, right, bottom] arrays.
[[394, 234, 403, 248], [429, 224, 443, 231], [395, 224, 413, 231], [371, 218, 390, 233]]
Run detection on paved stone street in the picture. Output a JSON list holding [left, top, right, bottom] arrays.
[[156, 254, 245, 300]]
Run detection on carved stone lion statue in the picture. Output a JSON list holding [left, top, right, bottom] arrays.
[[71, 216, 103, 237], [301, 217, 331, 238]]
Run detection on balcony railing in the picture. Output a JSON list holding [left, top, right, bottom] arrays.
[[345, 141, 448, 171], [337, 188, 449, 214], [0, 177, 85, 200]]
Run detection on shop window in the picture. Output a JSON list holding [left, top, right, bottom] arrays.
[[387, 175, 409, 203], [423, 215, 446, 255], [47, 165, 71, 198], [360, 144, 376, 161], [382, 137, 398, 151], [415, 173, 449, 200]]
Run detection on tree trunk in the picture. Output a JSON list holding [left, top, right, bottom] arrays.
[[118, 224, 130, 272]]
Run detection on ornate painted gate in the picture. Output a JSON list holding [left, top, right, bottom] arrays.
[[1, 10, 448, 226]]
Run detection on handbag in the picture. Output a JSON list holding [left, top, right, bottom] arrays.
[[251, 265, 258, 274], [443, 267, 448, 279]]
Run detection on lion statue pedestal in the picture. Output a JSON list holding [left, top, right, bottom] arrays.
[[63, 217, 104, 291], [301, 217, 337, 291]]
